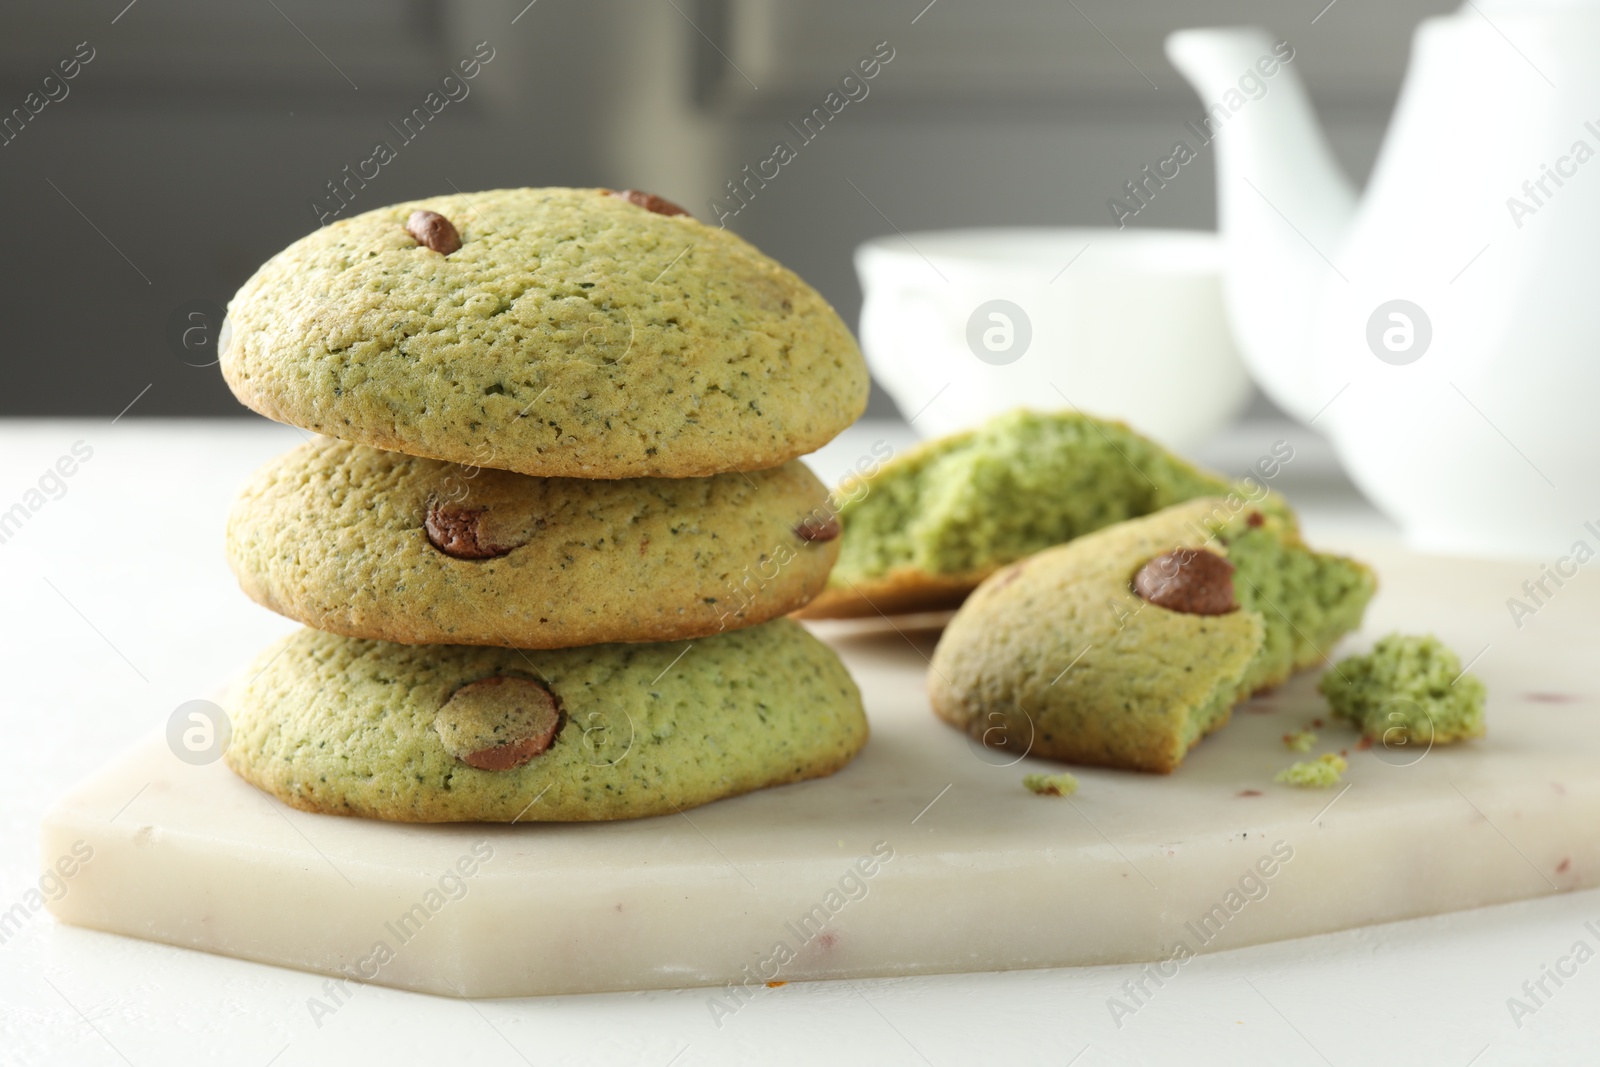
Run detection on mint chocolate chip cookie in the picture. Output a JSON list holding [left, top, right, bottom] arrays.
[[220, 187, 869, 479], [226, 437, 838, 648], [224, 619, 868, 822], [929, 496, 1375, 773], [797, 409, 1232, 619]]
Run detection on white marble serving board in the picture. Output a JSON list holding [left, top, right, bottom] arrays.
[[41, 542, 1600, 999]]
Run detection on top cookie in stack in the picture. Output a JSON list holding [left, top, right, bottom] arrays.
[[221, 186, 869, 479], [214, 188, 872, 821]]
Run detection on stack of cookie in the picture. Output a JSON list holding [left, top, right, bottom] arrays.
[[214, 187, 872, 822]]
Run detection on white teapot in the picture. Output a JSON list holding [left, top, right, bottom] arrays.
[[1167, 4, 1600, 558]]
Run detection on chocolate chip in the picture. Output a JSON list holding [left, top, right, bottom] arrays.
[[465, 734, 548, 771], [435, 677, 561, 771], [405, 210, 462, 254], [1132, 548, 1238, 615], [609, 189, 691, 218], [425, 499, 523, 559], [795, 513, 841, 542], [1246, 511, 1265, 528]]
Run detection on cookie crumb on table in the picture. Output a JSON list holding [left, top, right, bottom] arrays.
[[1275, 753, 1348, 788], [1282, 729, 1317, 752], [1022, 772, 1079, 797], [1318, 633, 1486, 745]]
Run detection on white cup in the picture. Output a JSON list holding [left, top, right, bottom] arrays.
[[855, 227, 1253, 449]]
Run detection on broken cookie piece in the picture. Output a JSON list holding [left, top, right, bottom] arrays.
[[929, 496, 1375, 773], [798, 409, 1232, 619]]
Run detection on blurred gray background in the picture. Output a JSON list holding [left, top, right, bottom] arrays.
[[0, 0, 1453, 418]]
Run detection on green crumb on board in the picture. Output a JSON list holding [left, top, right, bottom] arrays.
[[1283, 729, 1316, 753], [1276, 753, 1347, 788], [1023, 772, 1079, 797], [1318, 633, 1486, 745]]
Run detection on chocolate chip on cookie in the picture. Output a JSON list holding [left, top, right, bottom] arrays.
[[435, 676, 561, 771], [405, 210, 462, 254], [609, 189, 691, 218], [424, 500, 524, 560], [1132, 548, 1238, 615], [795, 513, 841, 542]]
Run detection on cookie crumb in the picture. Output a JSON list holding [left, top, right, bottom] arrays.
[[1319, 633, 1486, 745], [1022, 771, 1079, 797], [1275, 752, 1347, 788], [1282, 729, 1316, 753]]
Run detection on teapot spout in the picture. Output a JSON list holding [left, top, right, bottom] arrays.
[[1165, 28, 1356, 422]]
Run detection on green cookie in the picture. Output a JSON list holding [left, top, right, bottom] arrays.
[[226, 437, 839, 648], [221, 187, 869, 479], [224, 619, 868, 822]]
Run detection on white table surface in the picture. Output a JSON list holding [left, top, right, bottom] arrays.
[[1, 415, 1594, 1066]]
